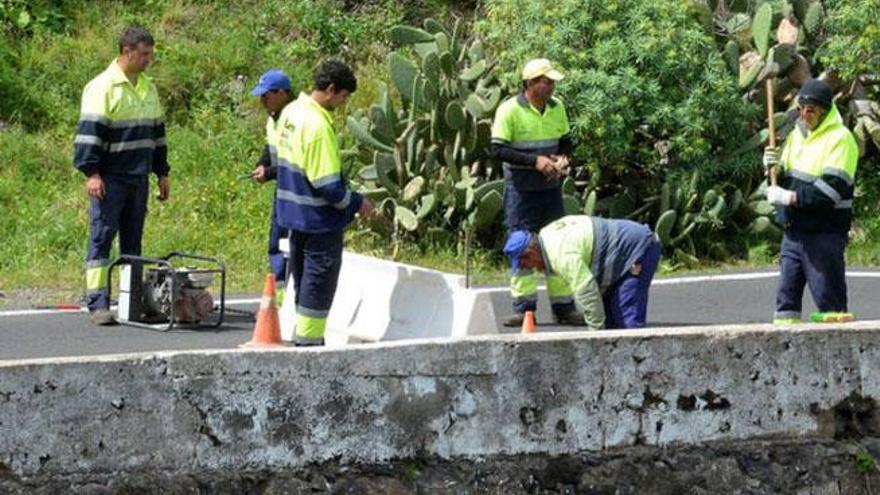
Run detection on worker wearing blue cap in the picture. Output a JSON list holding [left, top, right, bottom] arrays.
[[504, 215, 661, 330], [492, 58, 582, 327], [249, 69, 294, 304]]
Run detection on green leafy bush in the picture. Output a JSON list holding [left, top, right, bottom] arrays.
[[477, 0, 765, 260], [819, 0, 880, 80], [478, 0, 754, 181]]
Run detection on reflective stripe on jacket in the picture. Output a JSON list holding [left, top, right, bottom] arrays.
[[491, 93, 570, 191], [778, 103, 858, 234], [74, 60, 167, 177], [275, 93, 362, 233]]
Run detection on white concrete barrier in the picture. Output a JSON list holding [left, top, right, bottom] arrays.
[[279, 251, 499, 344]]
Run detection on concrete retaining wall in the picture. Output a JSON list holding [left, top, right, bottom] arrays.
[[3, 322, 880, 492]]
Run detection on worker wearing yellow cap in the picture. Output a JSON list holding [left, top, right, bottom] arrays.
[[492, 58, 583, 327]]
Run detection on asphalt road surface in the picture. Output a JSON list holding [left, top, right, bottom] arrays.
[[1, 270, 878, 361]]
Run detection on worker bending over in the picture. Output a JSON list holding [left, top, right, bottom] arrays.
[[504, 215, 662, 330]]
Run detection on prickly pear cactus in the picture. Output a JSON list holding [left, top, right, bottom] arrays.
[[346, 19, 505, 244]]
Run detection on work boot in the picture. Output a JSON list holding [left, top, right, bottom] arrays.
[[502, 312, 525, 327], [810, 312, 855, 323], [554, 311, 586, 326], [89, 309, 117, 326], [772, 318, 801, 325]]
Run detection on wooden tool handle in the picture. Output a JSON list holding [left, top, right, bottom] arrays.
[[766, 78, 778, 186]]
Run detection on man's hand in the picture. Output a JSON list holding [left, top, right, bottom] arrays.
[[358, 198, 375, 218], [765, 185, 796, 206], [251, 165, 269, 183], [763, 147, 780, 170], [157, 176, 170, 202], [85, 174, 105, 200], [536, 155, 560, 181], [551, 155, 571, 176]]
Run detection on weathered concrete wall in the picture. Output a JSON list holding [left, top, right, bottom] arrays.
[[3, 322, 880, 493]]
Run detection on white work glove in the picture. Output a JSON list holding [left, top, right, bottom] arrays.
[[763, 147, 780, 169], [765, 185, 795, 206]]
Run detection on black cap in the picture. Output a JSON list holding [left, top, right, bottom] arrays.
[[798, 78, 833, 108]]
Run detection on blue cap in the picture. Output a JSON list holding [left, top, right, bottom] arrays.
[[250, 69, 291, 96], [503, 230, 534, 271]]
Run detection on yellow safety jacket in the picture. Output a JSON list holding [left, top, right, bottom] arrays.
[[491, 93, 570, 191], [274, 93, 362, 233], [778, 103, 858, 234], [74, 60, 167, 177]]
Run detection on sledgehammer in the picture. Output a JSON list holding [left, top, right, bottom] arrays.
[[757, 61, 781, 186]]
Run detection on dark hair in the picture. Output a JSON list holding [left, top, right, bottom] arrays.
[[313, 60, 357, 93], [119, 27, 154, 53]]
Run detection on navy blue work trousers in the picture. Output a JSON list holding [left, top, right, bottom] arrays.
[[504, 185, 574, 314], [775, 230, 848, 319], [602, 239, 662, 329], [287, 230, 343, 318], [503, 185, 564, 232], [86, 175, 148, 310]]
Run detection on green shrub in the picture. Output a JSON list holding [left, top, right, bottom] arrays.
[[476, 0, 765, 261], [477, 0, 754, 182], [819, 0, 880, 80]]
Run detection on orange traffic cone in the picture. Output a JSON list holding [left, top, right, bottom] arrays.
[[241, 273, 286, 348], [521, 310, 536, 334]]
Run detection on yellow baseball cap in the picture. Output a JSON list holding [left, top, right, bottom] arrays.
[[522, 58, 564, 81]]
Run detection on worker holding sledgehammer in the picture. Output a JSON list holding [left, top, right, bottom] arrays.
[[763, 79, 859, 324], [249, 69, 295, 304]]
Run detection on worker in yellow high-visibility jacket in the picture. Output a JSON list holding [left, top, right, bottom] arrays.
[[74, 27, 170, 326], [274, 60, 374, 345], [763, 78, 859, 324], [249, 69, 294, 304], [492, 58, 583, 327]]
